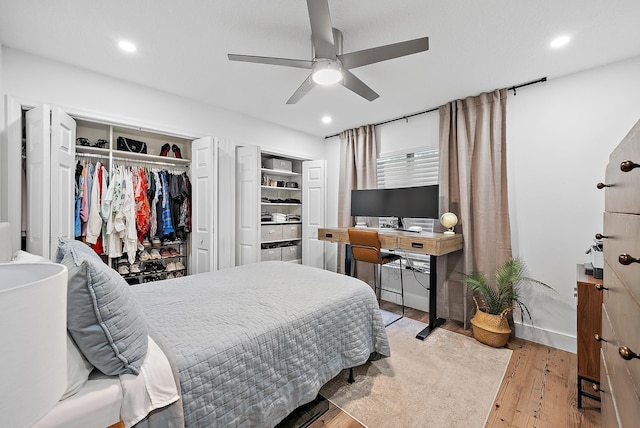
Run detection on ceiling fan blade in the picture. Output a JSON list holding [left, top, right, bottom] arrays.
[[338, 37, 429, 69], [306, 0, 336, 59], [228, 54, 313, 69], [341, 70, 379, 102], [286, 75, 316, 104]]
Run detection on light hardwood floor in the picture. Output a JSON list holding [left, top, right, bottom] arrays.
[[309, 303, 601, 428]]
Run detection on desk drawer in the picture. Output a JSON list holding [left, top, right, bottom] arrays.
[[396, 233, 463, 256], [318, 228, 347, 243]]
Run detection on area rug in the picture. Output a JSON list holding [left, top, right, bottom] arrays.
[[379, 308, 403, 327], [320, 317, 512, 428]]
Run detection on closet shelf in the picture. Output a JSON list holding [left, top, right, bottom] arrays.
[[261, 221, 302, 225], [260, 168, 301, 177], [261, 203, 301, 206], [261, 238, 302, 244], [76, 146, 190, 167], [260, 185, 301, 191]]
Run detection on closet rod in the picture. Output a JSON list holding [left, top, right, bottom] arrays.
[[76, 152, 188, 169], [324, 76, 547, 139]]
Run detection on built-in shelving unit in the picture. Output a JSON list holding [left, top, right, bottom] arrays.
[[260, 154, 302, 263]]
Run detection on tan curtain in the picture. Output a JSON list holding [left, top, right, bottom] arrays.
[[438, 89, 512, 327], [337, 125, 378, 286]]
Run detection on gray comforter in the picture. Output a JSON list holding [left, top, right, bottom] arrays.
[[131, 261, 390, 427]]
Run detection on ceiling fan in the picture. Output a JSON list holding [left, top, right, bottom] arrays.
[[227, 0, 429, 104]]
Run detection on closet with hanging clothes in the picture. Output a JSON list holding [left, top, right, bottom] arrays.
[[18, 104, 217, 278], [73, 119, 196, 283]]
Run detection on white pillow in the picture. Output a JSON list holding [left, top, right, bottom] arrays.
[[61, 334, 94, 400], [12, 250, 51, 263]]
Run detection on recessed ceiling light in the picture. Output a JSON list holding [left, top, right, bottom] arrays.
[[321, 116, 332, 124], [118, 40, 137, 53], [550, 35, 570, 49]]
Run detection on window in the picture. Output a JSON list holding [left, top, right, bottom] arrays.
[[376, 149, 439, 273], [376, 149, 439, 231]]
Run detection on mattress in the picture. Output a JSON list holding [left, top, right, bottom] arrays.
[[32, 372, 122, 428], [130, 261, 390, 427]]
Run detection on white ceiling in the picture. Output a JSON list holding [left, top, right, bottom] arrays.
[[1, 0, 640, 138]]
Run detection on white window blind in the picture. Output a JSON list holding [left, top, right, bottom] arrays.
[[376, 149, 439, 232], [377, 149, 439, 273]]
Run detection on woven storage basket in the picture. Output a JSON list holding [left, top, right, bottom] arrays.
[[470, 297, 512, 348]]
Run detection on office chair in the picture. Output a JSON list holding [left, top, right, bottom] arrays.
[[348, 229, 405, 319]]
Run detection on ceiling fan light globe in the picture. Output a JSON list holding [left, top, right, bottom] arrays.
[[312, 68, 343, 85], [312, 59, 343, 85]]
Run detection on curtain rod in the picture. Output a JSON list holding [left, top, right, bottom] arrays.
[[324, 76, 547, 139]]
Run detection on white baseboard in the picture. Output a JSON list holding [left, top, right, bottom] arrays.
[[514, 322, 576, 353]]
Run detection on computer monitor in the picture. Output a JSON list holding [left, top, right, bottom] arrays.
[[350, 185, 439, 221]]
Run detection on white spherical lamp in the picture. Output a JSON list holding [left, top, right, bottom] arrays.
[[440, 212, 458, 235]]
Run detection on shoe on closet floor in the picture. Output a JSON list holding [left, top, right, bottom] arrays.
[[175, 261, 185, 271], [130, 264, 141, 274], [139, 250, 151, 261], [159, 248, 170, 258], [142, 239, 151, 248], [168, 247, 179, 257], [151, 237, 162, 247], [150, 249, 162, 260], [118, 265, 130, 275], [166, 273, 175, 279], [172, 144, 182, 159], [159, 143, 170, 157], [166, 262, 177, 272]]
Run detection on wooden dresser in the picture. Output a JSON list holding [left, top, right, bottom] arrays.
[[599, 118, 640, 427], [576, 264, 604, 408]]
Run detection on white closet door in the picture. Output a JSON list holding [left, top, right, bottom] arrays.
[[235, 145, 260, 265], [49, 107, 76, 259], [190, 136, 216, 274], [25, 105, 52, 258], [302, 160, 326, 268], [216, 139, 236, 269]]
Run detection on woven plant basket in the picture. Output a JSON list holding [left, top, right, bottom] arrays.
[[470, 297, 512, 348]]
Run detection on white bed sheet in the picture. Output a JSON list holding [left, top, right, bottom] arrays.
[[32, 372, 122, 428]]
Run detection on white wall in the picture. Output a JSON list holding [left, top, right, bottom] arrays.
[[0, 47, 324, 261], [323, 54, 640, 351], [507, 55, 640, 351], [1, 47, 323, 159]]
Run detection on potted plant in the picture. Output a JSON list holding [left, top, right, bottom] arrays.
[[460, 257, 554, 347]]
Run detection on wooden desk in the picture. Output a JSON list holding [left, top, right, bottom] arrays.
[[318, 227, 463, 339]]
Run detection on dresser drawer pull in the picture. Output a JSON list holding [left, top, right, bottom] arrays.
[[620, 160, 640, 172], [596, 182, 610, 189], [325, 233, 333, 238], [595, 233, 608, 239], [592, 383, 604, 393], [618, 253, 640, 265], [594, 334, 607, 342], [619, 346, 640, 361], [595, 284, 608, 291], [411, 242, 424, 249]]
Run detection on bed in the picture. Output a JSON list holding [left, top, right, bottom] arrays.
[[1, 226, 389, 428]]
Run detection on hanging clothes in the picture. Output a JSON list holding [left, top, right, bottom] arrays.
[[159, 170, 174, 237], [74, 161, 83, 238], [135, 168, 151, 244]]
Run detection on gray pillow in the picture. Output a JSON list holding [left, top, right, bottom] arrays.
[[57, 239, 148, 375]]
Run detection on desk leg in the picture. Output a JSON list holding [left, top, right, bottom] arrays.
[[416, 255, 446, 340]]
